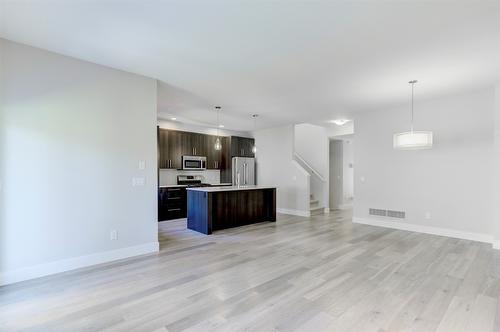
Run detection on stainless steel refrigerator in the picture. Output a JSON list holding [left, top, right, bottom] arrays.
[[232, 157, 255, 186]]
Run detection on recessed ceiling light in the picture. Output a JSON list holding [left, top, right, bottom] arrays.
[[171, 117, 177, 121], [330, 119, 350, 126], [219, 124, 225, 128]]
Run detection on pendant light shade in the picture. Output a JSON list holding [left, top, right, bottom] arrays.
[[393, 131, 433, 150], [251, 114, 258, 153], [214, 137, 222, 150], [214, 106, 222, 151], [393, 80, 433, 150]]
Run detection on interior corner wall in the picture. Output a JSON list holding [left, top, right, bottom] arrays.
[[294, 123, 329, 208], [353, 88, 494, 240], [294, 124, 329, 179], [0, 39, 159, 285], [254, 125, 310, 215], [493, 83, 500, 246]]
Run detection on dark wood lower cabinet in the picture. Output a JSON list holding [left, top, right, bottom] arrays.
[[187, 188, 276, 234], [158, 187, 187, 221]]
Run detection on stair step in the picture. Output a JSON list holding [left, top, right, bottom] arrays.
[[310, 206, 324, 216], [310, 199, 319, 208]]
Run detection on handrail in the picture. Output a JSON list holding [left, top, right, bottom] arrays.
[[293, 153, 326, 182]]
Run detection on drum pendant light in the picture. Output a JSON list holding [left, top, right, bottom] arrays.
[[393, 80, 433, 150]]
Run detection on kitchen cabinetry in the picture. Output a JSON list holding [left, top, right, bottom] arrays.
[[206, 135, 222, 169], [158, 130, 254, 185], [158, 129, 210, 169], [158, 129, 228, 169], [158, 187, 187, 221], [230, 136, 255, 158], [158, 129, 182, 169]]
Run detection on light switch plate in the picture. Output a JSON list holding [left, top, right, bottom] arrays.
[[132, 177, 145, 186]]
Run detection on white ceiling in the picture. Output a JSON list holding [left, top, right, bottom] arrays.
[[1, 0, 500, 131]]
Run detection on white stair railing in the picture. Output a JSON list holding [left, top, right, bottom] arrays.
[[293, 153, 326, 182]]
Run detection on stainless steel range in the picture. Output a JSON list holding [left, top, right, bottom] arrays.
[[177, 175, 211, 187]]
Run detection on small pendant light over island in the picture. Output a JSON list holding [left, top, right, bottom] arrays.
[[252, 114, 258, 153], [214, 106, 222, 151]]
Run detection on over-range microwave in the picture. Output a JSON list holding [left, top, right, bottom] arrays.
[[182, 156, 206, 170]]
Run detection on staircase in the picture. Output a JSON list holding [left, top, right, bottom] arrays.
[[309, 194, 324, 216], [293, 152, 327, 217]]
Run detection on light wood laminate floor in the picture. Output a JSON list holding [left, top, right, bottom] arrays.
[[1, 210, 500, 331]]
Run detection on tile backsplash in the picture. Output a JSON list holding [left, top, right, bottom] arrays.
[[159, 169, 223, 186]]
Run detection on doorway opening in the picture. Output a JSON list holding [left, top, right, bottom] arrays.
[[329, 135, 354, 210]]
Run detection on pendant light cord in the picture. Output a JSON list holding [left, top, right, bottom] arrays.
[[215, 106, 220, 137], [409, 80, 417, 133]]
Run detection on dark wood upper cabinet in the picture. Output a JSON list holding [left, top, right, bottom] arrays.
[[192, 133, 207, 157], [158, 130, 253, 179], [158, 128, 181, 169], [206, 135, 222, 169], [230, 136, 255, 158]]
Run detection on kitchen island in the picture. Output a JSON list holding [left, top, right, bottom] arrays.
[[187, 186, 276, 234]]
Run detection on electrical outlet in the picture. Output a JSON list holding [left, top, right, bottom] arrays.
[[110, 230, 117, 240], [138, 160, 146, 170], [425, 212, 431, 220]]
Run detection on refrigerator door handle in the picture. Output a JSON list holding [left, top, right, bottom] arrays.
[[244, 163, 248, 185]]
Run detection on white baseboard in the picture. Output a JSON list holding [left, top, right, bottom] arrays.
[[277, 208, 311, 217], [0, 241, 159, 286], [353, 217, 494, 245]]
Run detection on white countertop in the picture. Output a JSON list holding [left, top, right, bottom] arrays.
[[159, 183, 232, 188], [159, 184, 187, 188], [186, 185, 277, 192]]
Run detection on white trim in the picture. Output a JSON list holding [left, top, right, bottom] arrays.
[[0, 241, 159, 286], [353, 217, 494, 245], [277, 208, 311, 217]]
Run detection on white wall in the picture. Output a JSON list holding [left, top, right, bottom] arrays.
[[294, 124, 329, 178], [254, 125, 310, 216], [493, 83, 500, 246], [354, 88, 494, 241], [0, 39, 159, 285], [157, 119, 252, 138], [326, 121, 354, 138]]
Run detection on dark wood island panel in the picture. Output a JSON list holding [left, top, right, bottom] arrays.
[[187, 187, 276, 234]]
